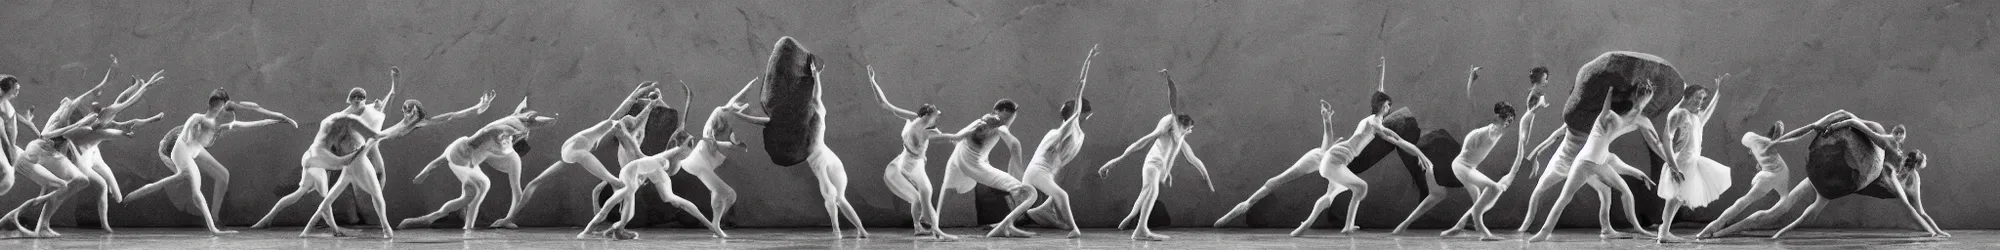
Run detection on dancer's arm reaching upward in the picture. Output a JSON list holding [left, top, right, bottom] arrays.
[[864, 66, 919, 120], [720, 78, 768, 126], [1699, 74, 1726, 124], [105, 70, 165, 116], [608, 81, 660, 122]]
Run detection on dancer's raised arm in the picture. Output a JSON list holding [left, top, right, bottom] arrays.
[[864, 66, 918, 119], [414, 90, 497, 128], [721, 78, 768, 126], [607, 81, 659, 121]]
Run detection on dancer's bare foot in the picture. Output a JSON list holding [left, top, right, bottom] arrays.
[[1440, 228, 1465, 237], [1341, 226, 1361, 234], [209, 229, 240, 235], [1527, 232, 1553, 242], [1066, 230, 1082, 238], [1657, 233, 1692, 243], [932, 231, 962, 241], [489, 219, 520, 229], [607, 228, 638, 240], [986, 225, 1036, 238], [1133, 231, 1170, 241], [397, 218, 433, 229]]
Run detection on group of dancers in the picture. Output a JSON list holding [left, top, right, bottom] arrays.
[[0, 38, 1946, 243]]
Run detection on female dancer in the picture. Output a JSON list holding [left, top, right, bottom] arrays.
[[1528, 80, 1678, 242], [862, 66, 954, 238], [1096, 70, 1219, 241]]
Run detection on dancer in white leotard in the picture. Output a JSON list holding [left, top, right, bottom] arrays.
[[861, 66, 958, 238], [1004, 45, 1098, 238], [1528, 80, 1678, 242], [1097, 69, 1224, 241], [1694, 121, 1793, 238], [126, 89, 300, 235], [397, 97, 555, 235], [495, 81, 673, 228], [1514, 69, 1657, 239]]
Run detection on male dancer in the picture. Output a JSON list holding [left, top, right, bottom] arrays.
[[253, 68, 495, 230], [1654, 75, 1732, 242], [408, 83, 654, 231], [582, 97, 729, 240], [1421, 102, 1520, 241], [127, 89, 299, 234], [1, 99, 104, 237], [496, 81, 669, 228], [1528, 80, 1678, 242], [723, 37, 868, 238], [863, 66, 954, 238], [1003, 45, 1098, 238], [396, 97, 555, 236], [931, 99, 1032, 239], [1212, 58, 1434, 236], [1096, 69, 1219, 241], [1390, 66, 1488, 235]]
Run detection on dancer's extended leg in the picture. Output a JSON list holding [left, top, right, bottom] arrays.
[[645, 173, 727, 238], [1131, 167, 1169, 241], [1217, 151, 1321, 227], [1516, 168, 1565, 232], [1697, 171, 1780, 237], [252, 168, 328, 228]]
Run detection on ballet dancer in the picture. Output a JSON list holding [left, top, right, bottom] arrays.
[[1388, 66, 1488, 235], [1653, 74, 1733, 242], [126, 89, 300, 235], [863, 66, 954, 238], [407, 83, 654, 231], [1003, 45, 1099, 239], [0, 92, 110, 237], [1515, 100, 1657, 239], [667, 80, 759, 235], [582, 98, 731, 240], [1212, 58, 1434, 236], [1708, 110, 1942, 238], [251, 81, 495, 231], [494, 81, 668, 228], [724, 37, 869, 239], [59, 69, 171, 233], [397, 96, 555, 235], [1421, 102, 1522, 241], [0, 75, 26, 196], [931, 99, 1033, 239], [1527, 80, 1678, 242], [1095, 69, 1221, 241], [1693, 121, 1793, 238]]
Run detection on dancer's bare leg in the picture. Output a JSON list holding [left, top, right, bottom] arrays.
[[1289, 172, 1349, 237], [1218, 151, 1322, 227], [986, 183, 1037, 238], [1132, 167, 1170, 241], [1657, 198, 1690, 242], [1516, 168, 1566, 232], [1, 159, 72, 237], [1391, 178, 1450, 234], [1884, 174, 1940, 236], [578, 174, 640, 239], [192, 151, 232, 228], [1903, 173, 1947, 237], [1528, 160, 1605, 242], [1770, 196, 1830, 239], [883, 160, 926, 235], [810, 150, 867, 239], [645, 173, 727, 238], [485, 152, 523, 229], [1443, 168, 1504, 240], [1696, 171, 1781, 238], [399, 164, 484, 230], [1714, 181, 1815, 237], [1022, 168, 1080, 237], [253, 168, 328, 228], [347, 158, 394, 237], [1598, 157, 1656, 237], [689, 167, 737, 227]]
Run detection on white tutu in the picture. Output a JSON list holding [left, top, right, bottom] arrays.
[[1657, 154, 1733, 207]]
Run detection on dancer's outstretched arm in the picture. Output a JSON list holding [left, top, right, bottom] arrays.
[[229, 101, 298, 128], [928, 121, 981, 141], [1371, 121, 1433, 172], [106, 70, 165, 116], [1524, 125, 1566, 178], [863, 66, 918, 119], [414, 90, 497, 128], [723, 106, 769, 126], [1098, 119, 1170, 176], [1699, 74, 1726, 124], [379, 67, 400, 107], [40, 113, 101, 139]]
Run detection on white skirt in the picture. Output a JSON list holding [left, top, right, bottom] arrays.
[[1658, 154, 1733, 207]]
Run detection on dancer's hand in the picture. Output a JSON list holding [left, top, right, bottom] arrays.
[[1096, 159, 1122, 178], [475, 90, 497, 113]]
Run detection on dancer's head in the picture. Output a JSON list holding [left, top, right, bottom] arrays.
[[1494, 102, 1517, 127], [1527, 67, 1550, 108], [1900, 149, 1927, 172], [1682, 84, 1711, 112], [1618, 80, 1657, 115], [1370, 91, 1392, 115], [347, 87, 368, 105], [985, 99, 1018, 126], [914, 104, 941, 129], [1890, 124, 1909, 143], [1743, 120, 1783, 150], [0, 75, 18, 99], [1175, 114, 1196, 133], [402, 99, 428, 122], [207, 88, 233, 113], [1058, 98, 1092, 122]]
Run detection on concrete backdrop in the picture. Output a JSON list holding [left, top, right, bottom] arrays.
[[0, 0, 1995, 230]]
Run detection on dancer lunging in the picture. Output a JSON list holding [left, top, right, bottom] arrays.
[[863, 66, 956, 238], [398, 97, 556, 234], [1096, 69, 1221, 241], [127, 89, 299, 235], [1003, 45, 1099, 238], [495, 81, 666, 228], [1527, 80, 1676, 242], [1693, 121, 1793, 238]]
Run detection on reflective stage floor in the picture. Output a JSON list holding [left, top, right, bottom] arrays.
[[0, 227, 1982, 249]]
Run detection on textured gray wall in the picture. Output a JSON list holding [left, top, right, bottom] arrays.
[[0, 0, 1995, 230]]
